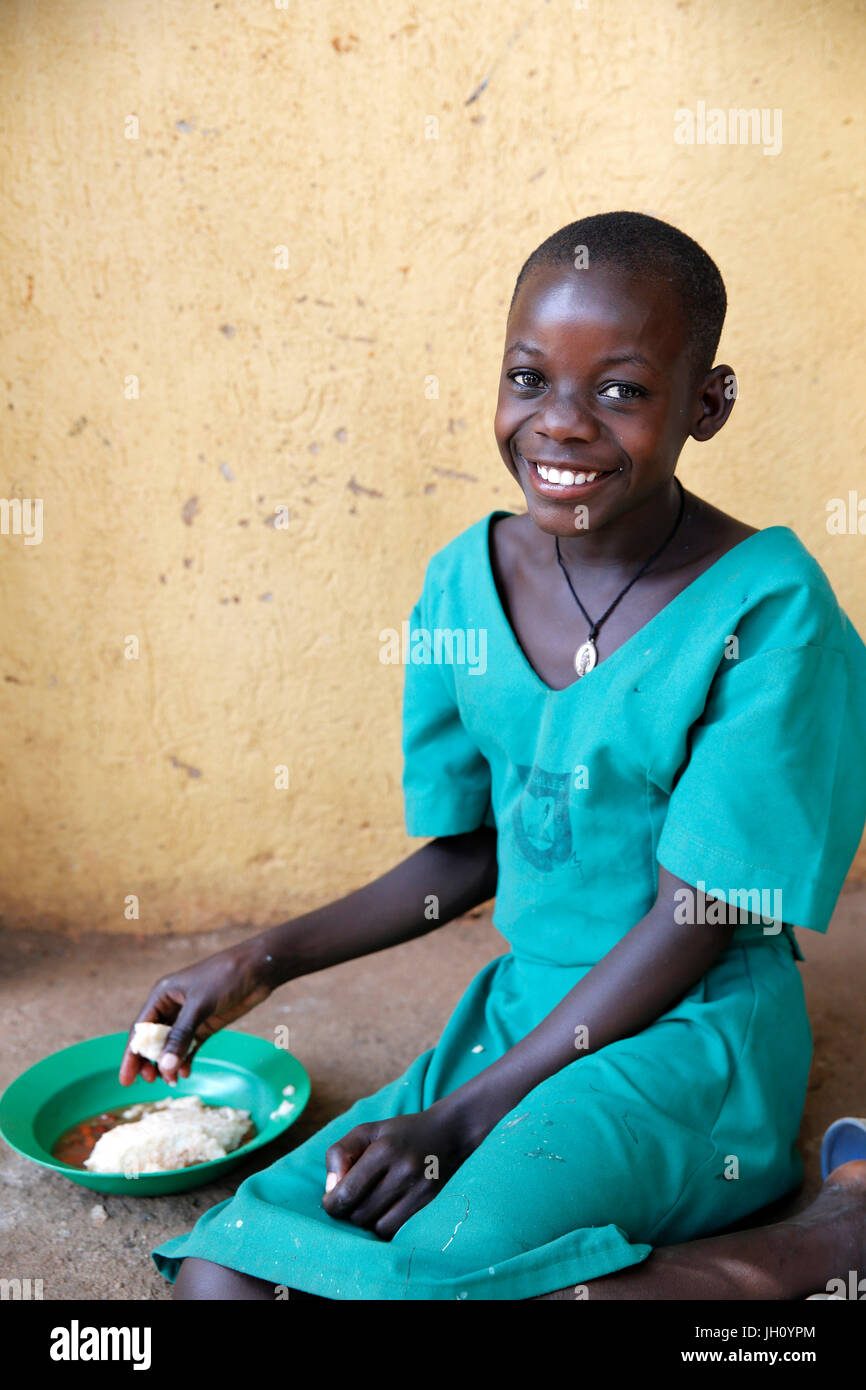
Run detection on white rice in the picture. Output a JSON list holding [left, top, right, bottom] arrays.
[[84, 1095, 251, 1176]]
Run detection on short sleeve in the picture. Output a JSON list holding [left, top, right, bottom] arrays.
[[401, 593, 493, 837], [655, 644, 866, 933]]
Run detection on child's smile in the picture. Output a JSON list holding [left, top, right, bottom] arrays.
[[513, 446, 620, 500], [494, 263, 708, 540]]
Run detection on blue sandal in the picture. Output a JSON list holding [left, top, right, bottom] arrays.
[[804, 1119, 866, 1298], [820, 1116, 866, 1178]]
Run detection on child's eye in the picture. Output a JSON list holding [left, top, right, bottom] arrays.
[[599, 382, 646, 401], [508, 369, 546, 390]]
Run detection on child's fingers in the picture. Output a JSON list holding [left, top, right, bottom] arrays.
[[118, 1044, 141, 1086], [119, 1009, 165, 1085], [324, 1128, 370, 1183], [174, 1035, 204, 1079], [341, 1159, 423, 1231], [340, 1174, 397, 1229], [322, 1127, 380, 1210], [119, 1050, 157, 1085], [372, 1184, 434, 1242], [323, 1145, 391, 1219], [158, 1001, 204, 1083]]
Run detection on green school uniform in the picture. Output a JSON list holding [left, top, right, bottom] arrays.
[[152, 511, 866, 1300]]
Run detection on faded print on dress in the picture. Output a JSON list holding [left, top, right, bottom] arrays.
[[511, 763, 573, 871]]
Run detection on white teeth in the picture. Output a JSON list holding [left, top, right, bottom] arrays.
[[533, 461, 605, 486]]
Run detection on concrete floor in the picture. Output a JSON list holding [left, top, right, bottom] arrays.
[[1, 885, 864, 1301]]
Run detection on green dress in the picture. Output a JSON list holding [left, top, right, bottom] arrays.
[[152, 510, 866, 1300]]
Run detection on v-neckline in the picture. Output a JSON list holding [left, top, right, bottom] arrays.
[[484, 509, 788, 696]]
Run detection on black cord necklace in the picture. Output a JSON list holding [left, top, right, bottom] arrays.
[[554, 477, 686, 678]]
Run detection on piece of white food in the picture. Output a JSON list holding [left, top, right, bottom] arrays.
[[130, 1021, 171, 1063]]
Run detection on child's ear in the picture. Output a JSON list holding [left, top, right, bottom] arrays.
[[689, 363, 737, 442]]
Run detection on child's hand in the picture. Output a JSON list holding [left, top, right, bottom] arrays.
[[119, 941, 275, 1087], [321, 1106, 478, 1240]]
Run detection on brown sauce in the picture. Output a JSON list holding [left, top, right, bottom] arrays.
[[51, 1101, 256, 1169]]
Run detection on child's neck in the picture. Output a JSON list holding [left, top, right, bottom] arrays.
[[532, 477, 690, 576]]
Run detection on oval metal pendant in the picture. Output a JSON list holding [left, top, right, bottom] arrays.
[[574, 639, 598, 677]]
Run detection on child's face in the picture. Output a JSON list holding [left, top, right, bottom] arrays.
[[494, 263, 709, 536]]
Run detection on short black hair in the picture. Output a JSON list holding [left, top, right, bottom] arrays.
[[509, 211, 727, 380]]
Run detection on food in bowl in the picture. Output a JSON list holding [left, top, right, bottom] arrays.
[[52, 1096, 253, 1176]]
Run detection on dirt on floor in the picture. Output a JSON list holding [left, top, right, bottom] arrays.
[[1, 886, 864, 1300]]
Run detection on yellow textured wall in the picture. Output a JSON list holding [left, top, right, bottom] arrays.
[[1, 0, 863, 934]]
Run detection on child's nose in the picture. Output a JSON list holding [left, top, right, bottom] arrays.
[[533, 388, 600, 443]]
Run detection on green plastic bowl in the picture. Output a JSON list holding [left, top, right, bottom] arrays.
[[0, 1030, 309, 1196]]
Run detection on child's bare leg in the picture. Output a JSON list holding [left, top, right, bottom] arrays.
[[172, 1256, 322, 1300], [536, 1161, 866, 1300]]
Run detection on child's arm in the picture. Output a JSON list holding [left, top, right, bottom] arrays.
[[120, 825, 497, 1085], [257, 824, 498, 982], [322, 867, 754, 1237]]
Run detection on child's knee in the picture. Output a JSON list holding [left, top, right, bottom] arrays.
[[172, 1257, 323, 1301], [172, 1255, 272, 1300]]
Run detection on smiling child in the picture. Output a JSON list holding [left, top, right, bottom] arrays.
[[135, 211, 866, 1300]]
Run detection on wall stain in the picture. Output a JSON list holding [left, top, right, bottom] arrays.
[[347, 477, 383, 498], [433, 466, 477, 483], [168, 755, 202, 779]]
